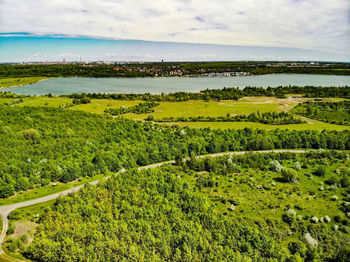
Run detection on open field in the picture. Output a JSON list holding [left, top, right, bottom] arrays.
[[0, 78, 49, 89], [68, 99, 141, 114], [168, 119, 350, 131], [1, 95, 349, 131]]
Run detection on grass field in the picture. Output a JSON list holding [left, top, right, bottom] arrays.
[[0, 77, 49, 88], [177, 153, 350, 250], [68, 99, 141, 114], [17, 97, 72, 108], [168, 119, 350, 131], [3, 95, 349, 131]]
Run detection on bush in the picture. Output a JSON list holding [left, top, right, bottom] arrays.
[[270, 160, 283, 172], [288, 241, 305, 256], [283, 213, 295, 225], [24, 128, 40, 143], [282, 168, 298, 182], [0, 184, 15, 198], [314, 166, 327, 176]]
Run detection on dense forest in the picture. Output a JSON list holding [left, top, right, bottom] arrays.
[[1, 62, 350, 78], [66, 86, 350, 102], [293, 101, 350, 126], [1, 105, 350, 198], [152, 112, 306, 125], [11, 150, 349, 261]]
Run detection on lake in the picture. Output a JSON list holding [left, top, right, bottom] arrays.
[[2, 74, 350, 95]]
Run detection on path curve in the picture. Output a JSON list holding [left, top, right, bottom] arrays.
[[0, 149, 310, 261]]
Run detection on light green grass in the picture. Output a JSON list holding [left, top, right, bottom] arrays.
[[68, 99, 141, 114], [0, 173, 108, 206], [0, 98, 16, 105], [18, 97, 72, 108], [0, 77, 49, 88], [124, 99, 282, 121], [178, 155, 349, 247], [167, 119, 350, 131]]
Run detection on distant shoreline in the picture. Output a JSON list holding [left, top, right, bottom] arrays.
[[0, 77, 54, 90]]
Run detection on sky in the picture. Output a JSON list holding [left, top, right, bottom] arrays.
[[0, 0, 349, 62]]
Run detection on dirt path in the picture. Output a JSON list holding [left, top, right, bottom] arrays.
[[0, 149, 311, 261]]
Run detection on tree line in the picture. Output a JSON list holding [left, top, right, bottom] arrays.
[[293, 101, 350, 126], [66, 86, 350, 102], [104, 101, 159, 115], [150, 111, 306, 125]]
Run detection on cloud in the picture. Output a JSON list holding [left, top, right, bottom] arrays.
[[0, 0, 349, 55]]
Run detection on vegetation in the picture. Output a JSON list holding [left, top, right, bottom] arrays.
[[104, 101, 159, 115], [1, 105, 350, 198], [293, 101, 350, 126], [152, 111, 306, 125], [0, 77, 49, 88], [1, 62, 350, 79], [10, 151, 350, 261], [67, 85, 350, 102]]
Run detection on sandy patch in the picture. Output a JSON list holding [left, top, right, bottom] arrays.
[[9, 221, 38, 245]]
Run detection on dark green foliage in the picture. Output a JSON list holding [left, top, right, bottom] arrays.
[[288, 242, 305, 256], [1, 62, 350, 78], [0, 184, 15, 198], [104, 101, 159, 115], [66, 86, 350, 102], [73, 96, 91, 105], [24, 167, 284, 261], [1, 105, 350, 198], [293, 101, 350, 125], [314, 166, 327, 176], [154, 111, 306, 125]]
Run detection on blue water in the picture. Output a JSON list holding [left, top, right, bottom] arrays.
[[2, 74, 350, 95]]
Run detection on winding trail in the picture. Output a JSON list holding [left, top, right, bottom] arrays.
[[0, 149, 309, 261]]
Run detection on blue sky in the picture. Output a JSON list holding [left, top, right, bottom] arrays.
[[0, 0, 349, 62]]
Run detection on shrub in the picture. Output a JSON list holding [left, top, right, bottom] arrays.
[[283, 213, 295, 225], [269, 160, 283, 172], [314, 166, 326, 176], [324, 216, 331, 223], [304, 233, 318, 247], [310, 216, 319, 223], [282, 168, 298, 182], [288, 241, 305, 256], [24, 128, 40, 143], [325, 175, 340, 185], [331, 195, 338, 201], [294, 161, 301, 171]]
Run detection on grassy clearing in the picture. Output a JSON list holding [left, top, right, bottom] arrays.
[[3, 201, 55, 262], [68, 99, 141, 114], [17, 97, 72, 108], [167, 119, 350, 131], [0, 173, 108, 206], [124, 99, 283, 121], [0, 98, 16, 105], [176, 152, 350, 257], [0, 77, 49, 88], [6, 95, 350, 131]]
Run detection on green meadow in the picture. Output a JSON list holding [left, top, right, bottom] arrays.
[[1, 95, 349, 131], [0, 77, 49, 88]]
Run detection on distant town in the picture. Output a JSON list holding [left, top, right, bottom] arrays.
[[0, 61, 349, 78]]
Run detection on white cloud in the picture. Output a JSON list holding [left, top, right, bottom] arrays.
[[0, 0, 349, 54]]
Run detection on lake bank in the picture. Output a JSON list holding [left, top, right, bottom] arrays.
[[1, 74, 349, 96]]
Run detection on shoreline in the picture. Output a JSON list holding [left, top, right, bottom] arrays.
[[0, 77, 53, 90]]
